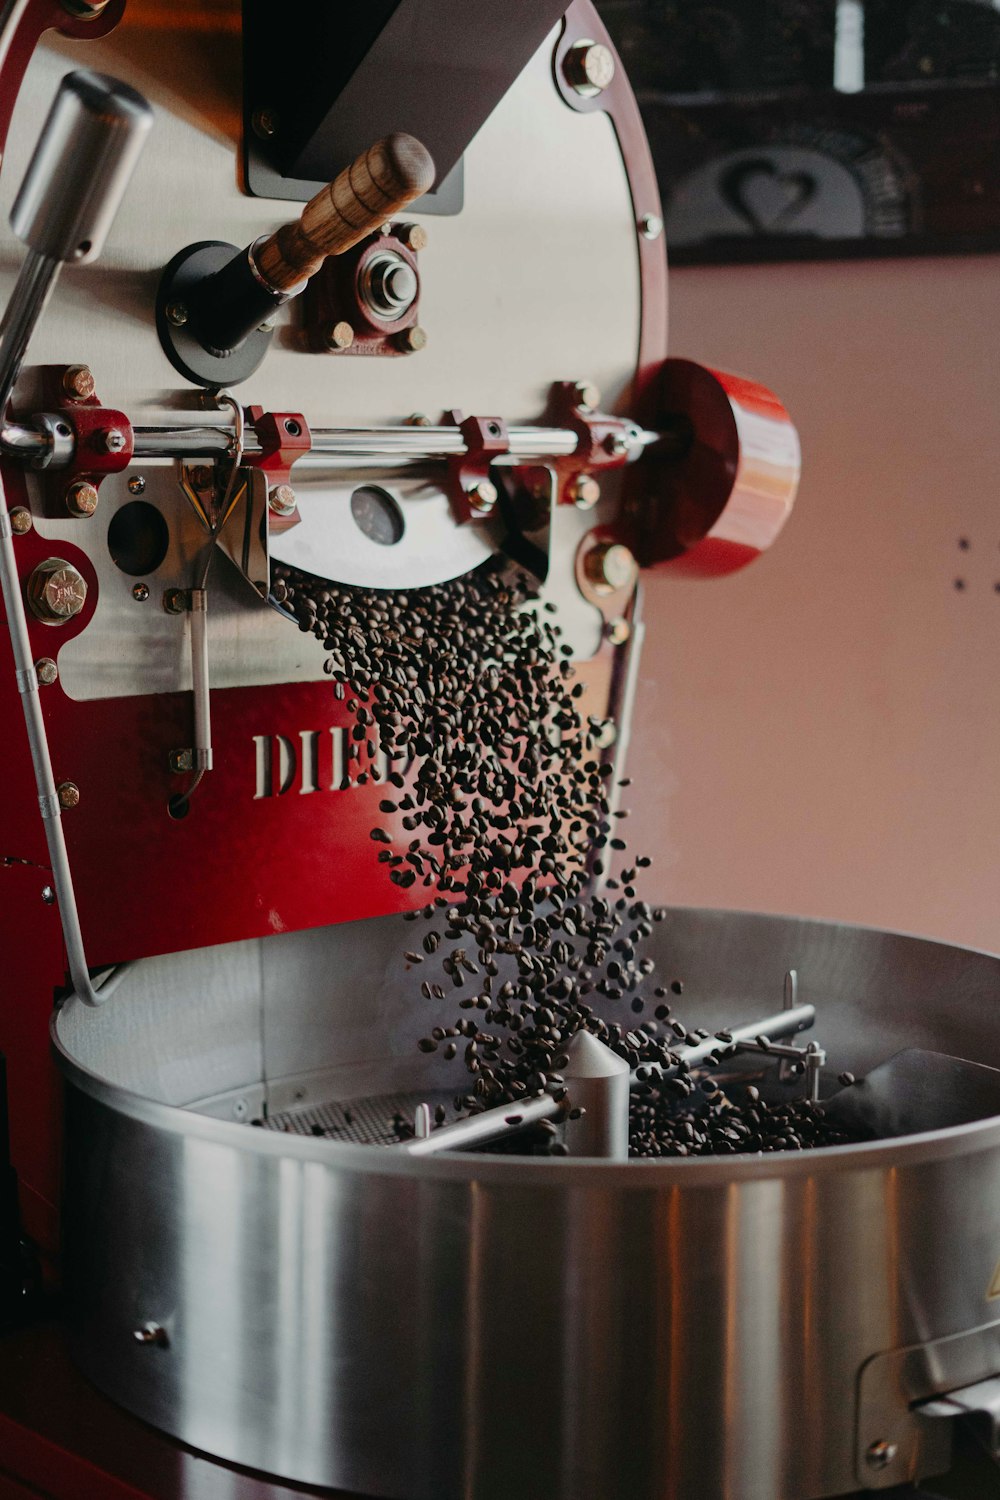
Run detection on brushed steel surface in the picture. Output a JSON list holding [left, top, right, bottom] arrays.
[[0, 15, 640, 695], [53, 908, 1000, 1499]]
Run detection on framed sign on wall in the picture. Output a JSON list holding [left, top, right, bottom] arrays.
[[593, 1, 1000, 263]]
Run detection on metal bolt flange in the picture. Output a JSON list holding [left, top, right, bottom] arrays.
[[574, 380, 601, 412], [66, 480, 99, 518], [467, 479, 497, 515], [564, 39, 616, 96], [397, 222, 428, 251], [9, 507, 32, 535], [395, 325, 427, 353], [865, 1441, 899, 1470], [585, 542, 638, 596], [35, 658, 58, 686], [324, 320, 354, 351], [57, 781, 80, 810], [268, 483, 297, 517], [26, 559, 88, 624], [570, 474, 600, 510], [62, 364, 95, 401]]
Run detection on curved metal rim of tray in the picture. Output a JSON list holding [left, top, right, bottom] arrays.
[[51, 906, 1000, 1183]]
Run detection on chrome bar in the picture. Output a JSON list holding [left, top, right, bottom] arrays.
[[1, 418, 661, 469], [400, 1092, 559, 1156], [634, 1002, 817, 1082]]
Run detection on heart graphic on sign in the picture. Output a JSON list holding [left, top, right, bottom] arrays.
[[720, 157, 818, 233]]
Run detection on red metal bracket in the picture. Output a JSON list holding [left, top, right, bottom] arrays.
[[0, 1, 126, 165], [446, 411, 509, 524], [243, 407, 312, 534], [31, 366, 133, 518]]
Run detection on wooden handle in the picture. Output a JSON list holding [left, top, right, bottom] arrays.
[[254, 133, 435, 293]]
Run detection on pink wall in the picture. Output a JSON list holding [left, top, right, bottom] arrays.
[[629, 256, 1000, 952]]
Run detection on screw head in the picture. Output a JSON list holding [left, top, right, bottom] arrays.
[[133, 1321, 169, 1348], [607, 617, 631, 645], [35, 657, 58, 686], [268, 483, 297, 517], [188, 464, 214, 492], [640, 213, 664, 241], [395, 325, 427, 353], [165, 301, 189, 328], [57, 781, 80, 810], [26, 559, 88, 624], [865, 1441, 899, 1470], [585, 541, 638, 596], [127, 474, 146, 495], [66, 480, 99, 518], [252, 107, 278, 138], [41, 885, 55, 905], [604, 431, 630, 459], [574, 379, 601, 412], [9, 507, 32, 535], [132, 582, 150, 602], [324, 320, 355, 351], [101, 427, 127, 454], [62, 364, 95, 401], [467, 479, 497, 515], [564, 39, 616, 96], [406, 412, 431, 427], [570, 474, 600, 509], [398, 222, 428, 251]]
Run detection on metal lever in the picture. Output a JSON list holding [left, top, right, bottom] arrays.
[[0, 70, 151, 1009], [0, 70, 152, 415], [156, 132, 435, 386]]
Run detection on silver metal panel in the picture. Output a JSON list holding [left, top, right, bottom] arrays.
[[53, 909, 1000, 1499], [0, 22, 637, 698]]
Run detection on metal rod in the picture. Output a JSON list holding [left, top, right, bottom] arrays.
[[0, 251, 60, 417], [0, 479, 126, 1007], [0, 418, 662, 469], [634, 1003, 817, 1083], [400, 1093, 560, 1156]]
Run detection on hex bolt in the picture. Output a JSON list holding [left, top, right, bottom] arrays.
[[574, 379, 601, 412], [395, 325, 427, 353], [570, 474, 600, 509], [188, 464, 214, 492], [133, 1321, 169, 1348], [324, 320, 354, 351], [406, 412, 431, 427], [165, 301, 189, 328], [169, 749, 194, 773], [57, 781, 80, 810], [65, 480, 99, 518], [101, 427, 127, 454], [585, 541, 638, 596], [34, 657, 58, 686], [132, 583, 150, 602], [564, 39, 616, 96], [127, 474, 146, 494], [467, 479, 497, 515], [268, 483, 297, 517], [607, 617, 631, 645], [62, 364, 95, 401], [9, 507, 32, 535], [865, 1441, 899, 1470], [397, 222, 428, 251], [251, 106, 278, 139], [640, 212, 664, 240], [26, 559, 88, 624], [605, 431, 629, 458]]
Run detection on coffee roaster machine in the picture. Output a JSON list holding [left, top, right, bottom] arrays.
[[0, 3, 999, 1498]]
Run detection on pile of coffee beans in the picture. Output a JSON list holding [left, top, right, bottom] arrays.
[[276, 559, 863, 1156]]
